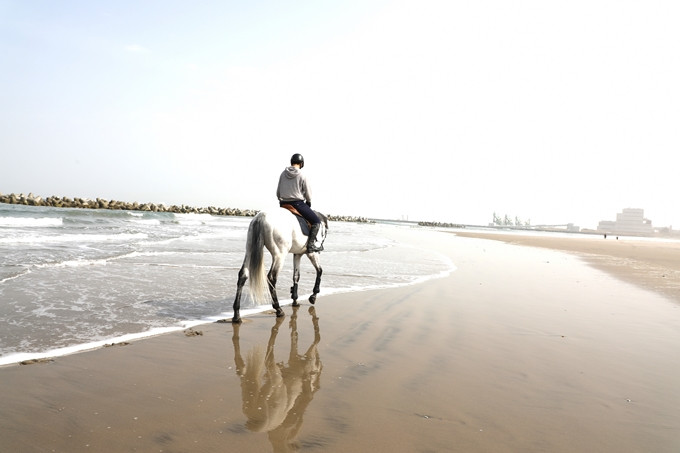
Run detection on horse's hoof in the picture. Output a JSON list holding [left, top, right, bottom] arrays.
[[275, 309, 285, 318], [292, 301, 300, 307], [232, 317, 242, 324], [309, 295, 316, 305]]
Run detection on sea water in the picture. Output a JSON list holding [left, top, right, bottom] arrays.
[[0, 203, 454, 365]]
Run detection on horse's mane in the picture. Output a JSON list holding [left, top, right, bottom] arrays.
[[315, 211, 328, 229]]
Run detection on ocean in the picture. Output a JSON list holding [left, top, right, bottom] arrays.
[[0, 203, 455, 365]]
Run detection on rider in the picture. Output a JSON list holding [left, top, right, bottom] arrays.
[[277, 154, 323, 253]]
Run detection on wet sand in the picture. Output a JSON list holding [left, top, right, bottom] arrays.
[[1, 228, 679, 452]]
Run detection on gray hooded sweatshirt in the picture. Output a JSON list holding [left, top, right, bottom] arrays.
[[277, 166, 312, 203]]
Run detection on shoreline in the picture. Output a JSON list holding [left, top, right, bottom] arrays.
[[0, 264, 457, 368], [1, 228, 679, 452], [453, 230, 680, 304]]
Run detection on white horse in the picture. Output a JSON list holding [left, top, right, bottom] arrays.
[[232, 209, 328, 323]]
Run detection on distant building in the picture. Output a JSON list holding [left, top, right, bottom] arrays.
[[597, 208, 653, 235]]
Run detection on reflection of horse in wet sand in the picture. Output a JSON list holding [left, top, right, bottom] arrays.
[[232, 306, 322, 452]]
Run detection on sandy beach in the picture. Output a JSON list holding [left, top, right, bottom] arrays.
[[2, 228, 679, 452], [454, 231, 680, 304]]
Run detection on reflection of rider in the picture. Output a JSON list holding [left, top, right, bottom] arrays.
[[232, 306, 322, 452], [277, 154, 323, 253]]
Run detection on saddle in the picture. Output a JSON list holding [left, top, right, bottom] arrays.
[[280, 204, 312, 236]]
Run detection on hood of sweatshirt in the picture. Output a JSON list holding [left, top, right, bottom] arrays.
[[283, 166, 300, 178]]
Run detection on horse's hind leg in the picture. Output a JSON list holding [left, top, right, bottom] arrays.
[[291, 254, 302, 306], [267, 255, 285, 317], [307, 254, 323, 305], [232, 265, 248, 323]]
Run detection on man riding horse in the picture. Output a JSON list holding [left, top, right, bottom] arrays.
[[231, 155, 327, 322], [276, 154, 323, 253]]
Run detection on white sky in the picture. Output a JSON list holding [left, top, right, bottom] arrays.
[[1, 0, 678, 229]]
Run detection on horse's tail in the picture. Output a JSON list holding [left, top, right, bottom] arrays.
[[246, 213, 272, 305]]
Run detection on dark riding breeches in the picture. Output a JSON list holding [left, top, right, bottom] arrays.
[[280, 200, 320, 225]]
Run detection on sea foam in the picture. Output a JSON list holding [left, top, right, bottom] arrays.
[[0, 217, 63, 227]]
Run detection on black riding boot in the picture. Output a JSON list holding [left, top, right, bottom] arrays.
[[306, 223, 323, 253]]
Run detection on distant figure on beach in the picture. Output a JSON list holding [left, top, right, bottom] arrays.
[[277, 154, 323, 253], [232, 306, 322, 452]]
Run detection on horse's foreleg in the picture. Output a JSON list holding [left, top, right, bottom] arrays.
[[268, 257, 285, 318], [291, 254, 302, 306], [307, 255, 323, 305], [309, 267, 322, 304], [232, 265, 248, 323]]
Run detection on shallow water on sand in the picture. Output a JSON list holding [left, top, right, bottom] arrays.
[[0, 204, 454, 364]]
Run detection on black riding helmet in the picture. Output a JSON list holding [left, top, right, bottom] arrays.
[[290, 153, 304, 168]]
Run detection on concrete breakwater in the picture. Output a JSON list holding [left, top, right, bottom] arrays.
[[0, 192, 372, 223], [418, 221, 466, 229]]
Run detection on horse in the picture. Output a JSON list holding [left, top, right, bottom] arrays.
[[231, 209, 328, 323]]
